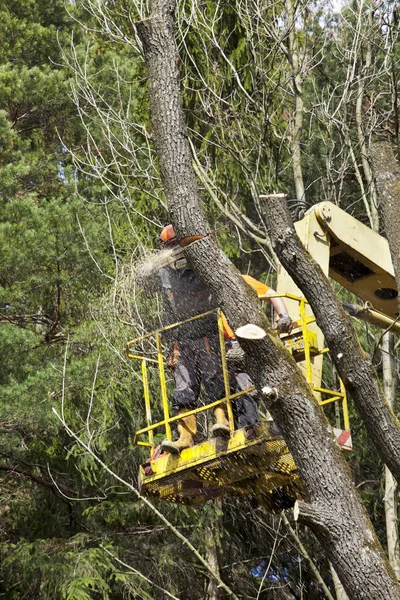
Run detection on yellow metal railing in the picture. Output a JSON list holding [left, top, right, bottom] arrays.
[[127, 294, 349, 452], [127, 308, 244, 448]]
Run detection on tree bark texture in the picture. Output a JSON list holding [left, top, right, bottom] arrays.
[[260, 194, 400, 486], [382, 332, 400, 580], [370, 141, 400, 307], [137, 0, 208, 242], [369, 144, 400, 579], [204, 501, 222, 600], [285, 0, 305, 203], [136, 2, 400, 598], [355, 8, 379, 232]]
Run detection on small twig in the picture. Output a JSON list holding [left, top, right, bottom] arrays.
[[87, 354, 101, 445], [373, 314, 400, 357], [0, 464, 76, 501], [46, 465, 106, 502], [76, 214, 113, 280], [53, 409, 239, 600], [256, 516, 282, 600], [282, 512, 335, 600], [100, 544, 181, 600], [61, 336, 69, 423]]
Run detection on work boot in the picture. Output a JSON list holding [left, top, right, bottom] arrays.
[[161, 409, 197, 455], [211, 406, 231, 437]]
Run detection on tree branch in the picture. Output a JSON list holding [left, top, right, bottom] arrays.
[[0, 464, 77, 499]]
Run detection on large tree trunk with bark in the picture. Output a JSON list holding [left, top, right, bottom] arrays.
[[285, 0, 305, 203], [382, 332, 400, 580], [370, 141, 400, 580], [204, 500, 222, 600], [136, 1, 400, 598]]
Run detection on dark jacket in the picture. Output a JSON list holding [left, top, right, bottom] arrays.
[[159, 267, 218, 340]]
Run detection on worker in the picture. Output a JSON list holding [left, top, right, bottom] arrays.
[[137, 224, 293, 454], [223, 275, 293, 434]]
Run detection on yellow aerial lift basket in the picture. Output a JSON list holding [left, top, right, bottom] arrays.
[[127, 295, 351, 510]]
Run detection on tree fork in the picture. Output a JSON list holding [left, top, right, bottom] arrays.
[[136, 1, 400, 597]]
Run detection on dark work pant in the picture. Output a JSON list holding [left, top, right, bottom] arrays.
[[231, 372, 260, 428], [168, 337, 225, 412]]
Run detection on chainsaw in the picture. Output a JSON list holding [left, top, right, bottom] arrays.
[[160, 234, 205, 270]]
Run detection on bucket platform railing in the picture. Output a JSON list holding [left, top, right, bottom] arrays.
[[127, 294, 350, 455]]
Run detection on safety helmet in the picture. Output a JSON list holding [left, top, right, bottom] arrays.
[[159, 224, 178, 247]]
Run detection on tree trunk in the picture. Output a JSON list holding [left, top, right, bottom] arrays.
[[355, 4, 379, 232], [136, 1, 400, 598], [204, 501, 222, 600], [385, 462, 400, 581], [382, 332, 400, 580], [370, 141, 400, 296], [368, 142, 400, 580], [285, 0, 305, 202]]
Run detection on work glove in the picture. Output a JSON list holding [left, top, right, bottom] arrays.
[[276, 314, 293, 334]]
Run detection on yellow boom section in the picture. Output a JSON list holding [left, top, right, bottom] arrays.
[[314, 202, 398, 318]]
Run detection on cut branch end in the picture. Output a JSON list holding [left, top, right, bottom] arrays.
[[235, 324, 266, 339]]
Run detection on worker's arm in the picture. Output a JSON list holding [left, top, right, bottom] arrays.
[[263, 289, 289, 315], [242, 274, 293, 334], [263, 289, 293, 334]]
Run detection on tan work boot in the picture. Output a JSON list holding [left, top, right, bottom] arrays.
[[211, 405, 231, 437], [161, 409, 197, 455]]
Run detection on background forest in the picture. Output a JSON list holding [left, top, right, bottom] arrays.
[[0, 0, 399, 598]]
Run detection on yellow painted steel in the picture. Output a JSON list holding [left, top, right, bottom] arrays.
[[127, 310, 216, 347], [300, 298, 313, 384], [264, 294, 349, 427], [156, 331, 172, 441], [133, 388, 254, 443], [129, 295, 350, 451], [129, 354, 159, 364], [141, 359, 154, 449], [314, 387, 345, 397], [341, 379, 350, 431], [138, 422, 300, 506], [314, 202, 398, 317], [128, 293, 350, 506], [217, 309, 235, 431], [319, 396, 343, 406]]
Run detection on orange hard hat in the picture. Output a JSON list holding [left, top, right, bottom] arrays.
[[159, 224, 177, 247]]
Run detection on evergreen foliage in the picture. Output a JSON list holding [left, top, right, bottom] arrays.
[[0, 0, 399, 598]]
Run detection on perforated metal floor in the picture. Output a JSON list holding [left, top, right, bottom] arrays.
[[139, 423, 302, 506]]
